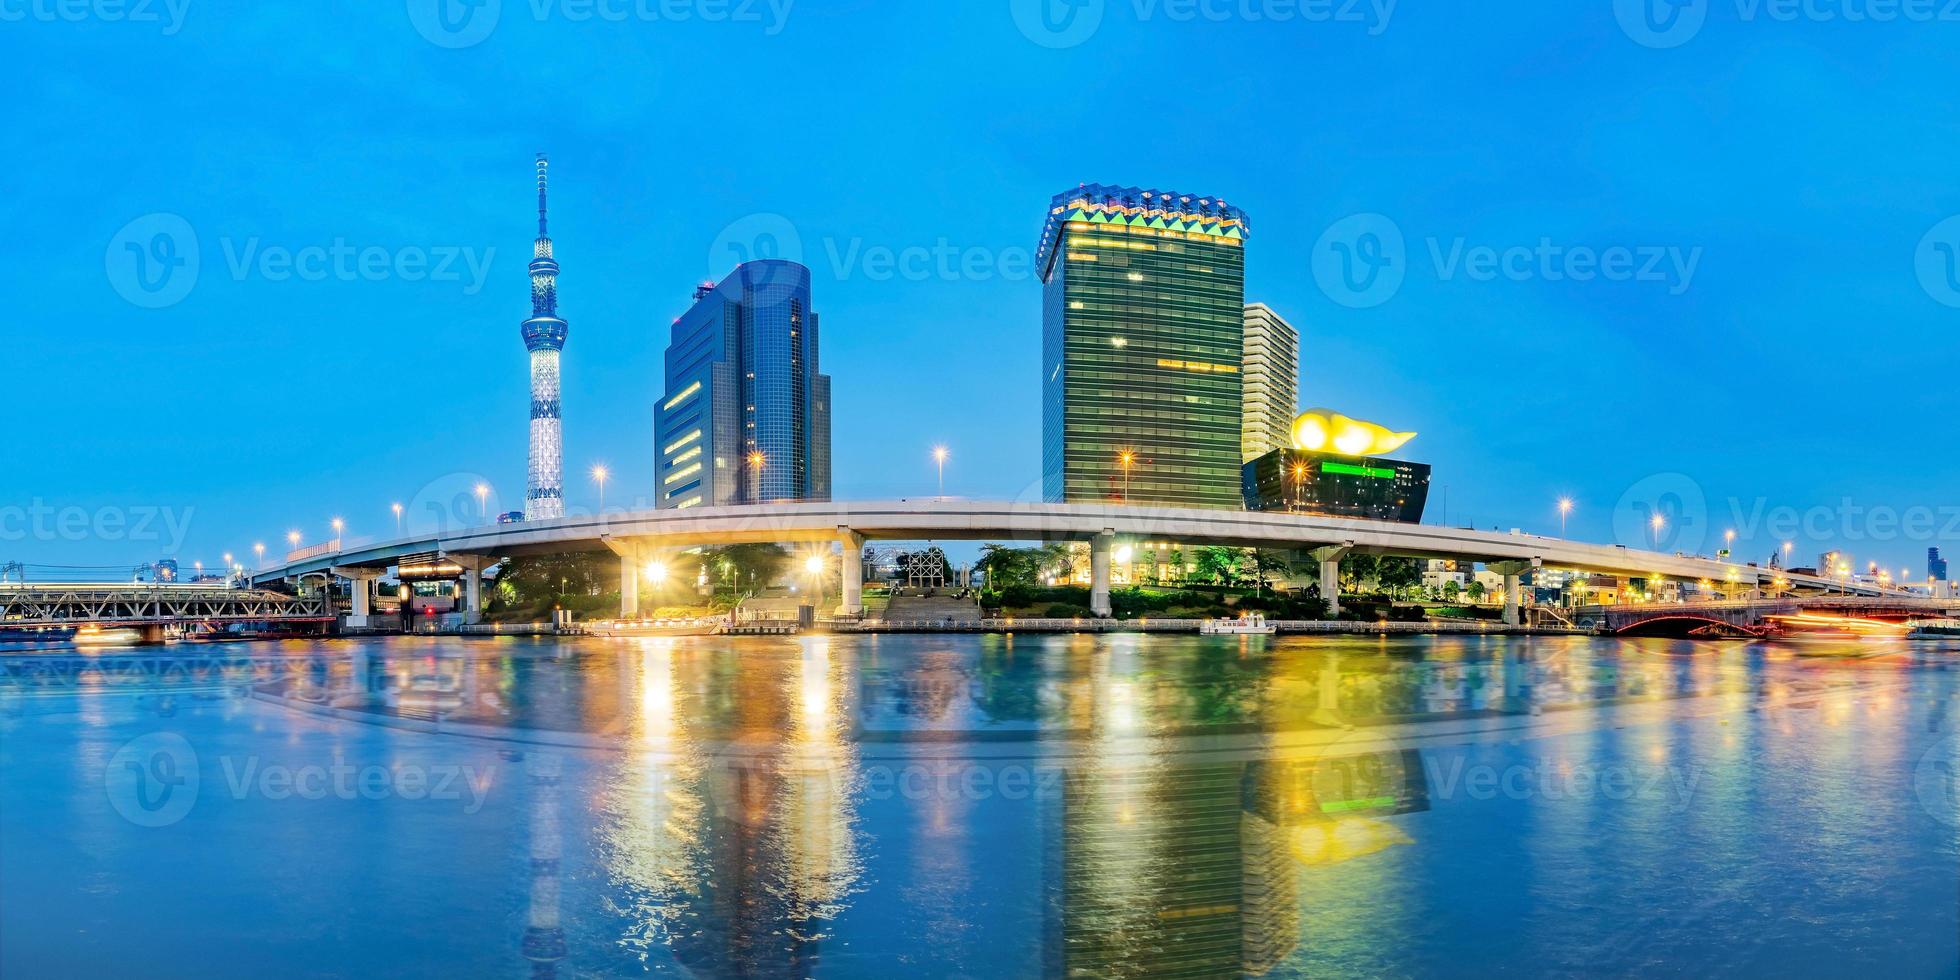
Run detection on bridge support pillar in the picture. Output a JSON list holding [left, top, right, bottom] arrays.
[[838, 528, 865, 618], [619, 553, 641, 620], [1488, 559, 1542, 628], [332, 566, 385, 629], [1311, 544, 1352, 618], [449, 555, 495, 626], [1090, 531, 1114, 618], [601, 537, 649, 620]]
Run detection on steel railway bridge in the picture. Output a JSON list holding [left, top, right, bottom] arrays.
[[0, 584, 333, 643]]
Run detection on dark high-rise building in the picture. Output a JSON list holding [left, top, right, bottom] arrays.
[[1242, 448, 1431, 524], [1037, 184, 1249, 508], [654, 260, 831, 509], [1932, 547, 1949, 582]]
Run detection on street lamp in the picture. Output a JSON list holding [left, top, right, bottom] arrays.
[[1292, 461, 1308, 512], [331, 518, 344, 551], [1649, 513, 1666, 549], [1723, 528, 1736, 558], [804, 553, 826, 610], [474, 484, 489, 524], [392, 502, 403, 535], [253, 542, 265, 569], [932, 446, 948, 499], [748, 451, 766, 503], [1558, 497, 1574, 537], [591, 464, 609, 514], [645, 561, 668, 585], [287, 529, 301, 551], [1118, 451, 1136, 502]]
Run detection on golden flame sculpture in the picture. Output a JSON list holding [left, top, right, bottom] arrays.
[[1291, 409, 1417, 457]]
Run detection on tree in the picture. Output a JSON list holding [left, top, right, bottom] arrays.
[[1442, 580, 1462, 603], [702, 543, 789, 597], [1249, 550, 1292, 595], [1341, 553, 1381, 593], [1196, 546, 1243, 587], [976, 545, 1045, 591], [498, 552, 613, 607], [1377, 557, 1423, 600], [1468, 579, 1487, 603]]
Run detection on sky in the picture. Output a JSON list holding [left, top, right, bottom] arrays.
[[4, 0, 1957, 580]]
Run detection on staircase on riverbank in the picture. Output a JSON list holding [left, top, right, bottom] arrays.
[[879, 591, 982, 623]]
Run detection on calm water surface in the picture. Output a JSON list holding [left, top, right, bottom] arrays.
[[2, 634, 1956, 978]]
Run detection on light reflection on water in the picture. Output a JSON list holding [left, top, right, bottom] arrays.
[[0, 634, 1955, 978]]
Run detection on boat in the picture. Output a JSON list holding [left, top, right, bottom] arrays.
[[1200, 613, 1276, 635], [588, 617, 726, 638], [72, 626, 142, 647]]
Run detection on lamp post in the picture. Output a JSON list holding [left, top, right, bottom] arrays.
[[287, 530, 301, 553], [331, 518, 344, 552], [1118, 451, 1136, 503], [591, 464, 609, 515], [748, 451, 766, 504], [1723, 528, 1736, 559], [253, 542, 265, 570], [1558, 497, 1574, 537], [932, 447, 948, 499], [474, 484, 489, 525], [1649, 513, 1666, 549], [804, 554, 826, 611], [392, 502, 403, 536], [1292, 461, 1307, 513]]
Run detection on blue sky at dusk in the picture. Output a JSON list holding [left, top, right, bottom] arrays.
[[6, 0, 1956, 576]]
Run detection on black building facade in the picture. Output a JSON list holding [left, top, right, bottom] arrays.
[[1242, 448, 1430, 523]]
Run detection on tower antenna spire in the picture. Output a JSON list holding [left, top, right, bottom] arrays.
[[521, 152, 568, 522], [536, 152, 549, 237]]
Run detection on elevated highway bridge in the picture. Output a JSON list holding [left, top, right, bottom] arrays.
[[247, 500, 1905, 626]]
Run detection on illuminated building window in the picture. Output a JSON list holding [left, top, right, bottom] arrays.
[[662, 429, 702, 455], [663, 462, 702, 485], [662, 381, 702, 411]]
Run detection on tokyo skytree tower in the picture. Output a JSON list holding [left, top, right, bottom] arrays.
[[521, 153, 568, 521]]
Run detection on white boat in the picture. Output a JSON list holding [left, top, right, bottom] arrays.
[[72, 626, 142, 647], [1201, 613, 1276, 635]]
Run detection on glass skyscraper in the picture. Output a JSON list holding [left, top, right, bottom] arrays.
[[1037, 184, 1250, 508], [654, 260, 831, 509]]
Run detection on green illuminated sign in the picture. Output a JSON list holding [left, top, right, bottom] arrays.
[[1322, 461, 1396, 480]]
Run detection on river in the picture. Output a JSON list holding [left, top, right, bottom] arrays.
[[2, 633, 1955, 977]]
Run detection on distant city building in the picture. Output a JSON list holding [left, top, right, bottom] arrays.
[[654, 260, 831, 509], [1241, 303, 1298, 462], [1243, 409, 1429, 522], [522, 154, 568, 521], [1932, 547, 1949, 582], [1243, 449, 1430, 523], [1037, 184, 1249, 508]]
